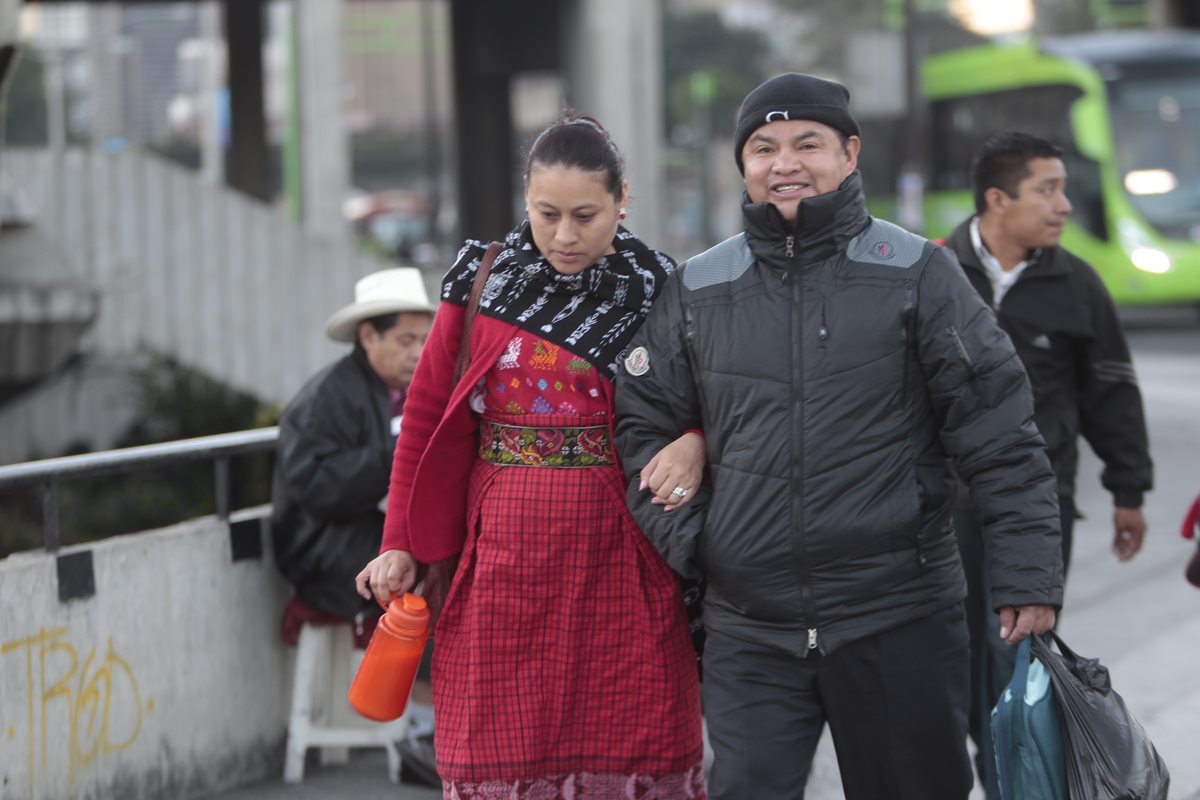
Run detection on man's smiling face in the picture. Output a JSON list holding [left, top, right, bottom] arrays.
[[740, 119, 860, 223]]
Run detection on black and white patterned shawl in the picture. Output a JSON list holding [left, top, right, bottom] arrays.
[[441, 221, 676, 379]]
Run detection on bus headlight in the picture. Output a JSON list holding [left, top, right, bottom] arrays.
[[1123, 169, 1178, 196], [1130, 247, 1171, 274], [1119, 220, 1172, 274]]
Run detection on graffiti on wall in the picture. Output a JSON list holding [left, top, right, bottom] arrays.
[[1, 627, 151, 793]]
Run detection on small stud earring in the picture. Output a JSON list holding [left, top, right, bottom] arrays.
[[618, 207, 627, 221]]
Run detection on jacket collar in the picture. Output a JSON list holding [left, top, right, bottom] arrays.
[[742, 171, 870, 269], [350, 345, 392, 401], [947, 216, 1072, 280]]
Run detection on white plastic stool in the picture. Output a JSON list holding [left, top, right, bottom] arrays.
[[283, 622, 411, 783]]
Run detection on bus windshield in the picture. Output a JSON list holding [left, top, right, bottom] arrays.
[[1107, 65, 1200, 241]]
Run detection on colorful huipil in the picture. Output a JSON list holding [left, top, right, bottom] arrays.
[[381, 225, 705, 800]]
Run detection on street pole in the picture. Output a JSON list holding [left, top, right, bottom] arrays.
[[420, 0, 441, 254], [690, 70, 716, 249], [281, 2, 302, 219], [42, 8, 67, 225], [898, 0, 926, 235], [198, 1, 223, 187]]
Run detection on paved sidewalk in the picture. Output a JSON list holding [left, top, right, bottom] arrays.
[[196, 750, 441, 800]]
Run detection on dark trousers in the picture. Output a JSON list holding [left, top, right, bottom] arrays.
[[954, 494, 1075, 800], [703, 604, 972, 800]]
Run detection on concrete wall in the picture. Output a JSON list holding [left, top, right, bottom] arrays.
[[0, 510, 293, 800], [1, 147, 392, 407], [0, 353, 138, 465], [0, 147, 442, 465]]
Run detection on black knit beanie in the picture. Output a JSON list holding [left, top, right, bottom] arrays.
[[734, 73, 860, 173]]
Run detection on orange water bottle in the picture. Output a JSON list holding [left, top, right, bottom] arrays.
[[348, 592, 430, 721]]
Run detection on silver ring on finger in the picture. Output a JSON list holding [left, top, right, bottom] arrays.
[[672, 486, 688, 498]]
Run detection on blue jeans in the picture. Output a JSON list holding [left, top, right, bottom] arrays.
[[954, 494, 1074, 800]]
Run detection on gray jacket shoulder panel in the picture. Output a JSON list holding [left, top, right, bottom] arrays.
[[847, 219, 926, 269], [682, 233, 754, 290]]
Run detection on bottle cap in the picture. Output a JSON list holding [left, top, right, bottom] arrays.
[[381, 591, 430, 636], [402, 593, 428, 613]]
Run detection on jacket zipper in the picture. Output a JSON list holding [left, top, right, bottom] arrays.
[[788, 234, 820, 655], [901, 280, 914, 399], [902, 281, 926, 568], [947, 326, 977, 381], [683, 306, 709, 417]]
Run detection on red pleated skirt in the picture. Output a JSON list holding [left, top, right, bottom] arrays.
[[431, 439, 705, 799]]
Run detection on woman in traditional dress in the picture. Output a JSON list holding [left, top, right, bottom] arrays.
[[356, 116, 706, 799]]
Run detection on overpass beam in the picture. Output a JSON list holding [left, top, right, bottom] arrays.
[[223, 0, 270, 201], [450, 0, 516, 243]]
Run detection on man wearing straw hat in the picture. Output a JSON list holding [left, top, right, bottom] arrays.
[[272, 267, 433, 637]]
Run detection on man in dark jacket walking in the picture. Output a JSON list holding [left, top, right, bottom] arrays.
[[943, 131, 1153, 799], [615, 74, 1063, 799], [272, 267, 432, 634]]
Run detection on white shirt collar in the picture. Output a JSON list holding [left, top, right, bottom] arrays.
[[969, 216, 1031, 308]]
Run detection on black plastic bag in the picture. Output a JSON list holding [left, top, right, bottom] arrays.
[[1030, 632, 1169, 800]]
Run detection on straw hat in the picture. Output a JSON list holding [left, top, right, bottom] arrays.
[[324, 267, 434, 343]]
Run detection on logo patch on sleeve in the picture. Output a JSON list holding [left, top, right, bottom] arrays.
[[624, 346, 651, 376]]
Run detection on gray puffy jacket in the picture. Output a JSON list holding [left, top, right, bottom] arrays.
[[615, 173, 1063, 657]]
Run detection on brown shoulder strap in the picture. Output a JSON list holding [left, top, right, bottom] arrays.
[[453, 240, 502, 386]]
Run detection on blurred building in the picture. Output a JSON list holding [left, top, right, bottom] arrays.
[[343, 0, 452, 134], [118, 5, 201, 142]]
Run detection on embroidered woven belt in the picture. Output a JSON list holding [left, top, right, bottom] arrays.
[[479, 421, 616, 468]]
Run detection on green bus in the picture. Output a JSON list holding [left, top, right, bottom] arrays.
[[869, 30, 1200, 306]]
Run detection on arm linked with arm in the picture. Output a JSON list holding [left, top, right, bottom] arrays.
[[614, 275, 709, 579]]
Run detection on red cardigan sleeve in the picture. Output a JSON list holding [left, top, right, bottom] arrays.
[[381, 301, 466, 553]]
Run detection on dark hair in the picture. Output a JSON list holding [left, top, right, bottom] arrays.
[[523, 114, 625, 200], [350, 311, 435, 354], [972, 131, 1064, 214], [350, 313, 398, 354]]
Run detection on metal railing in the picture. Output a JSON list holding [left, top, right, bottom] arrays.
[[0, 427, 279, 552]]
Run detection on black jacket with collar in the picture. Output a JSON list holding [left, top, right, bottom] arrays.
[[944, 219, 1152, 507], [616, 174, 1063, 656], [271, 347, 394, 619]]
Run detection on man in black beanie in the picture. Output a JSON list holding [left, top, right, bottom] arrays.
[[616, 73, 1064, 799]]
